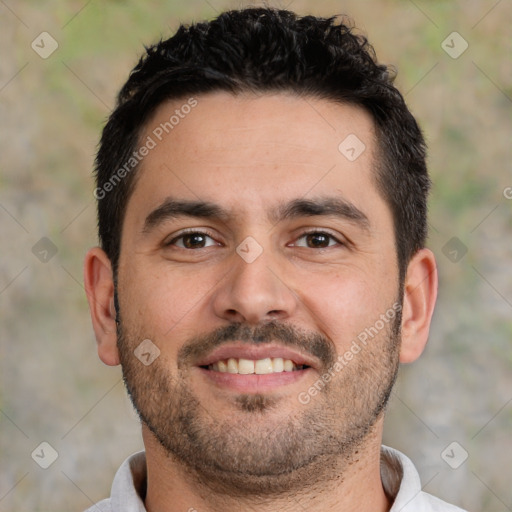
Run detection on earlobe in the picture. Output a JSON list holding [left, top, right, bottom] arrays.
[[399, 248, 438, 363], [83, 247, 120, 366]]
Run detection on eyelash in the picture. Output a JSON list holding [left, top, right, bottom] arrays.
[[294, 230, 344, 248], [165, 229, 344, 249], [165, 229, 219, 249]]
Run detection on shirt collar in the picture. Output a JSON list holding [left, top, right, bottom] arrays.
[[111, 451, 147, 512]]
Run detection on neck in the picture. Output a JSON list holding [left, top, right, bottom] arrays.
[[142, 419, 392, 512]]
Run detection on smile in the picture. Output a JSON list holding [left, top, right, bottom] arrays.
[[204, 357, 309, 374]]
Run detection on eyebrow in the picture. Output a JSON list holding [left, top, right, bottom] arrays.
[[142, 195, 370, 234], [143, 198, 230, 233], [271, 197, 370, 230]]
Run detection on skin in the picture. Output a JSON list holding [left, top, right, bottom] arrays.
[[84, 91, 437, 512]]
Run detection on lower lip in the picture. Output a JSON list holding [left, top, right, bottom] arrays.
[[197, 367, 312, 393]]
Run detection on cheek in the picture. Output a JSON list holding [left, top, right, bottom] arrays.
[[118, 264, 217, 341], [296, 269, 395, 348]]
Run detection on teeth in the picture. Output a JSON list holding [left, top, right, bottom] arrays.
[[273, 357, 284, 372], [255, 358, 273, 375], [227, 358, 238, 373], [283, 359, 294, 372], [207, 357, 305, 374], [238, 358, 254, 374]]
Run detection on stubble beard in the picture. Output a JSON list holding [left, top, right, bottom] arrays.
[[117, 303, 402, 496]]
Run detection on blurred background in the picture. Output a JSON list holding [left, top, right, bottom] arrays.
[[0, 0, 511, 510]]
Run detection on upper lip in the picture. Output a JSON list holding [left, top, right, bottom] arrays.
[[195, 343, 320, 370]]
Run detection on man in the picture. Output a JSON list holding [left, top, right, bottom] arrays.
[[83, 7, 466, 512]]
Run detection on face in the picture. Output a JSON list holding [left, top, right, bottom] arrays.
[[116, 92, 402, 493]]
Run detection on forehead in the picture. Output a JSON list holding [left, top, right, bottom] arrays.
[[126, 91, 388, 228]]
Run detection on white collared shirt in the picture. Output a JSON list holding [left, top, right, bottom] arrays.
[[85, 446, 467, 512]]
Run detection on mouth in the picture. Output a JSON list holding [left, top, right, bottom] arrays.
[[201, 357, 310, 374], [195, 344, 317, 393]]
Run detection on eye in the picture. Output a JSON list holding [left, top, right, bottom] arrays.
[[166, 230, 219, 249], [293, 231, 342, 249]]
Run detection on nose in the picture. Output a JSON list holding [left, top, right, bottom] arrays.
[[211, 245, 298, 325]]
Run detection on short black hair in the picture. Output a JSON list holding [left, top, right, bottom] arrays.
[[94, 7, 429, 280]]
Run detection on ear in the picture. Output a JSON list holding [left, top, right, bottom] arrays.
[[399, 248, 438, 363], [83, 247, 120, 366]]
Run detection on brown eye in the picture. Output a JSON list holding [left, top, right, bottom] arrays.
[[167, 231, 217, 249], [182, 233, 208, 248], [306, 233, 330, 248], [294, 231, 340, 249]]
